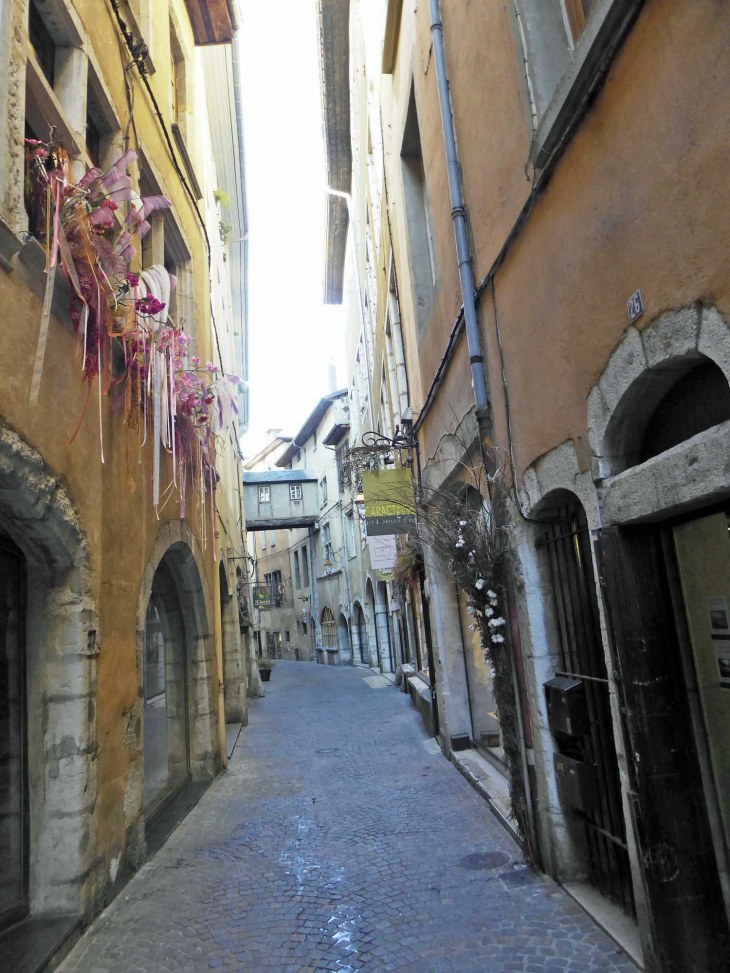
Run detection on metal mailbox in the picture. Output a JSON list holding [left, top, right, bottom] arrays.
[[544, 675, 588, 738], [554, 752, 598, 812]]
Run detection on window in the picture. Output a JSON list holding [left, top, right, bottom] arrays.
[[265, 632, 274, 654], [321, 522, 331, 562], [346, 512, 356, 558], [289, 484, 302, 500], [285, 631, 290, 643], [563, 0, 599, 45], [296, 620, 301, 634], [321, 607, 337, 648], [293, 550, 301, 589], [301, 545, 310, 587], [270, 530, 276, 547], [319, 476, 328, 507], [401, 86, 437, 337], [272, 632, 282, 658], [260, 532, 267, 551], [29, 2, 56, 87], [302, 618, 308, 636], [258, 486, 271, 503]]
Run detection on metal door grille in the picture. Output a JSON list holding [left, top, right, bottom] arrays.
[[540, 497, 635, 916]]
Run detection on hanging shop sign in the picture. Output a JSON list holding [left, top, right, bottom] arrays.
[[369, 534, 398, 570], [253, 584, 276, 609], [362, 469, 416, 536]]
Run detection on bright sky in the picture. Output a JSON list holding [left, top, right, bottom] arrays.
[[238, 1, 347, 459]]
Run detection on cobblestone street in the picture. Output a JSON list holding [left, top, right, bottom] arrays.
[[60, 663, 637, 973]]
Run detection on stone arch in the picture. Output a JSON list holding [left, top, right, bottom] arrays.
[[337, 611, 351, 663], [0, 423, 98, 919], [219, 557, 247, 724], [365, 577, 380, 668], [351, 599, 369, 665], [127, 521, 219, 856], [375, 580, 394, 673], [587, 305, 730, 481]]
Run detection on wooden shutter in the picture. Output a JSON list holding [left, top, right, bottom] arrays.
[[596, 525, 730, 973]]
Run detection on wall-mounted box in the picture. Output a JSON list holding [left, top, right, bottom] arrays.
[[545, 676, 588, 737], [554, 752, 598, 813]]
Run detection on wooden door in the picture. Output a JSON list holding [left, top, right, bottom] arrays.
[[596, 525, 730, 972]]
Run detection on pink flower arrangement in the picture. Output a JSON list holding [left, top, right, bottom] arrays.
[[135, 296, 166, 316]]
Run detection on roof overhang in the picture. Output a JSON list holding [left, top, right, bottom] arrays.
[[277, 390, 349, 466], [246, 516, 319, 531], [184, 0, 239, 45], [318, 0, 352, 304], [323, 421, 350, 447], [243, 470, 317, 485]]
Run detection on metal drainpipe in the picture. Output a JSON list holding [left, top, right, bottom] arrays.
[[429, 0, 489, 416]]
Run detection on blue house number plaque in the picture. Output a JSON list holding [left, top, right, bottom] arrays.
[[627, 290, 644, 323]]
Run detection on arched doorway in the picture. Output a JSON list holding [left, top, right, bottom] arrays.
[[143, 555, 191, 817], [584, 307, 730, 970], [137, 528, 219, 833], [353, 601, 369, 666], [538, 490, 632, 915], [337, 612, 351, 664], [376, 580, 394, 672], [365, 578, 380, 668], [0, 423, 97, 929], [320, 606, 337, 664]]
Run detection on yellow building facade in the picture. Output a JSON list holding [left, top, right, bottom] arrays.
[[0, 0, 253, 953]]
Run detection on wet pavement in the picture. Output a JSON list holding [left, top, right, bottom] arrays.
[[59, 661, 637, 973]]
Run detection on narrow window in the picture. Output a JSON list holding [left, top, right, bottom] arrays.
[[260, 532, 267, 551], [258, 486, 270, 503], [29, 2, 56, 87], [320, 476, 328, 507], [301, 544, 310, 587], [293, 550, 301, 589], [270, 531, 276, 547], [401, 86, 437, 336]]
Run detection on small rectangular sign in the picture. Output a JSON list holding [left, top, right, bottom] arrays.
[[369, 534, 398, 570], [362, 469, 416, 536], [627, 289, 644, 323]]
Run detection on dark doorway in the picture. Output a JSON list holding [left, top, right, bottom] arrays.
[[143, 557, 191, 820], [540, 494, 634, 915], [0, 535, 28, 932], [597, 522, 730, 973]]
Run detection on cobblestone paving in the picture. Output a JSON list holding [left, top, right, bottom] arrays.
[[60, 662, 637, 973]]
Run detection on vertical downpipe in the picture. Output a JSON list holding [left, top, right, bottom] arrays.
[[428, 0, 489, 414]]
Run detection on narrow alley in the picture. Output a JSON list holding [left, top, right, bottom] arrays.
[[59, 664, 636, 973]]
